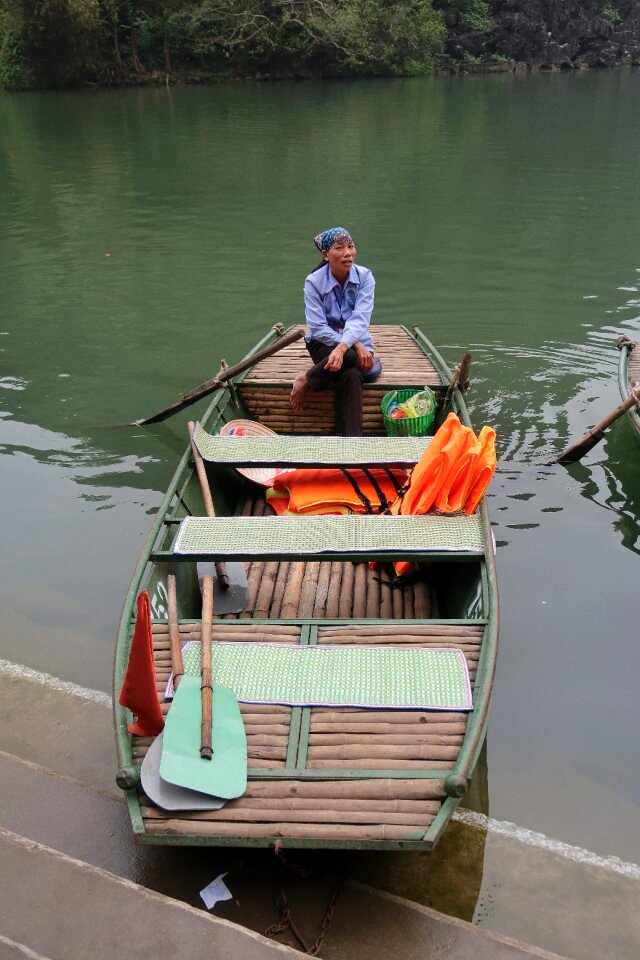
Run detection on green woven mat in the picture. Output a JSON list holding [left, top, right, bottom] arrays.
[[173, 515, 484, 557], [193, 423, 430, 467], [165, 642, 472, 711]]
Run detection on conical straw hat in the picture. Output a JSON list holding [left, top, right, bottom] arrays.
[[219, 419, 291, 487]]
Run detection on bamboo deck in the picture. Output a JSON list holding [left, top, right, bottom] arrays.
[[239, 324, 442, 434], [135, 618, 482, 842]]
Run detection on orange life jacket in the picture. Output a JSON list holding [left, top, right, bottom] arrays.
[[266, 467, 408, 516]]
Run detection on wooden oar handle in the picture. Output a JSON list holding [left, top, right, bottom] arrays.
[[551, 390, 640, 465], [188, 421, 230, 590], [443, 352, 472, 414], [138, 327, 304, 425], [167, 574, 184, 690], [200, 574, 214, 760]]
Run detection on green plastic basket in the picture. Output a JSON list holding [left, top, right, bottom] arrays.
[[381, 388, 437, 437]]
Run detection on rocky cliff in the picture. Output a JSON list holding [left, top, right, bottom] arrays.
[[443, 0, 640, 69]]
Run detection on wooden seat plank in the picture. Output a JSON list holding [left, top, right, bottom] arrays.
[[168, 514, 484, 561]]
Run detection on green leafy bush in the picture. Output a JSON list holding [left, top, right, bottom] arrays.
[[602, 2, 621, 23], [0, 31, 35, 87], [460, 0, 492, 31]]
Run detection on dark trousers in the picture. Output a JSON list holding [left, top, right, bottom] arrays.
[[305, 339, 363, 437]]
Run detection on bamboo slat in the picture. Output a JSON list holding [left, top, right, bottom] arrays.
[[313, 562, 331, 618], [307, 759, 454, 770], [269, 561, 291, 618], [307, 743, 459, 761], [392, 580, 404, 619], [338, 563, 354, 618], [141, 806, 433, 826], [317, 625, 483, 637], [248, 779, 445, 799], [299, 561, 321, 618], [281, 562, 306, 618], [325, 562, 343, 618], [309, 709, 467, 723], [253, 561, 279, 618], [144, 820, 426, 840], [308, 733, 463, 746], [352, 563, 367, 618]]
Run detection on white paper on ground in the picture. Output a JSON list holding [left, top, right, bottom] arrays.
[[200, 872, 234, 910]]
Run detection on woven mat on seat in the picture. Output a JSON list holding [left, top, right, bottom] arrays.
[[173, 514, 484, 557], [193, 424, 431, 467], [164, 642, 472, 711]]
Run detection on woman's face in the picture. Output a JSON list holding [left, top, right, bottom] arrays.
[[323, 240, 357, 275]]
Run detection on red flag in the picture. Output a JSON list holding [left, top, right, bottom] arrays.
[[119, 591, 164, 737]]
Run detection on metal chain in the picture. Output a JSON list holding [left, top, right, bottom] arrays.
[[306, 876, 344, 957], [264, 892, 310, 953], [263, 876, 345, 957]]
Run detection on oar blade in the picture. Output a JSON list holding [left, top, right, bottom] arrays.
[[141, 732, 227, 811], [160, 678, 247, 800]]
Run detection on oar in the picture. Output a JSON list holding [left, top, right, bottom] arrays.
[[160, 577, 247, 799], [138, 327, 304, 425], [168, 572, 184, 692], [188, 420, 250, 615], [442, 352, 472, 416], [139, 574, 226, 810], [547, 384, 640, 465], [200, 573, 214, 760], [189, 419, 231, 591]]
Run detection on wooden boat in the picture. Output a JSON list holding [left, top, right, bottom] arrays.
[[114, 324, 499, 850], [617, 336, 640, 446]]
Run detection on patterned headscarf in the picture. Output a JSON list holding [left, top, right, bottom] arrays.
[[313, 227, 353, 253]]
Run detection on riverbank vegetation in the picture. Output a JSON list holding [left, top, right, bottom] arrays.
[[0, 0, 449, 88], [0, 0, 637, 90]]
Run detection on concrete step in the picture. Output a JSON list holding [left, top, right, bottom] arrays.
[[2, 666, 639, 960], [0, 826, 299, 960]]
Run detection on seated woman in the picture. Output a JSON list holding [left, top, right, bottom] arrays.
[[289, 227, 381, 436]]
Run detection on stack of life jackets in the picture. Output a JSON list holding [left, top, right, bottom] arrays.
[[388, 412, 496, 575], [390, 413, 496, 518]]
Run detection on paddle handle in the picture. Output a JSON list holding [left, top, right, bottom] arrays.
[[550, 387, 640, 465], [139, 327, 304, 425], [188, 421, 230, 590], [200, 574, 214, 760], [167, 575, 184, 690], [443, 352, 472, 415]]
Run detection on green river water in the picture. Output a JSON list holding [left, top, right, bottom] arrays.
[[1, 70, 640, 955]]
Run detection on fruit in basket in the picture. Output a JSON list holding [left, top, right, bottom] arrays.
[[390, 409, 406, 419], [400, 389, 436, 419]]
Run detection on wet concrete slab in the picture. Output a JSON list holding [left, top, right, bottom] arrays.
[[0, 670, 115, 795], [0, 826, 299, 960], [2, 668, 640, 960]]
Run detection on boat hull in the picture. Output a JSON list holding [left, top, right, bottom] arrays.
[[618, 339, 640, 447], [113, 324, 499, 850]]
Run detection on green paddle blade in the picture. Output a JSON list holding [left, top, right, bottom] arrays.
[[160, 678, 247, 800]]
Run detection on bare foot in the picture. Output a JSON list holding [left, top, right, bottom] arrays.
[[290, 370, 309, 411]]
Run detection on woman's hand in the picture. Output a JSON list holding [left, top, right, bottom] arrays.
[[324, 343, 347, 372], [354, 342, 374, 371]]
